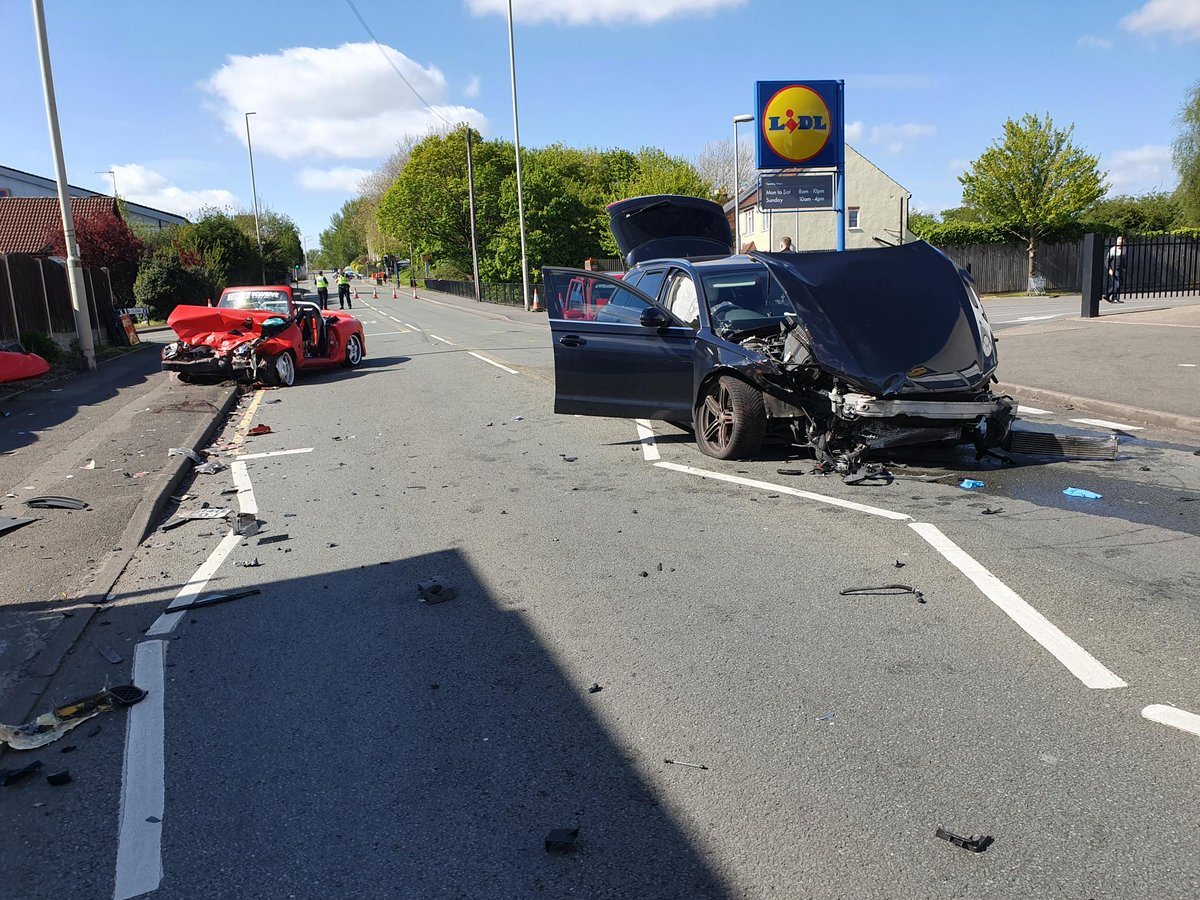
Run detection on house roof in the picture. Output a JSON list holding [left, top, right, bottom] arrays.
[[0, 196, 119, 255]]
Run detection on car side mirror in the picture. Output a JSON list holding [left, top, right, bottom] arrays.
[[640, 307, 671, 329]]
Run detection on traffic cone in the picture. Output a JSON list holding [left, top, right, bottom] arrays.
[[392, 288, 398, 299], [530, 289, 542, 312], [373, 287, 379, 299], [353, 289, 359, 300]]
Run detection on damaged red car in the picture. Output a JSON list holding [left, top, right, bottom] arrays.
[[162, 285, 365, 386]]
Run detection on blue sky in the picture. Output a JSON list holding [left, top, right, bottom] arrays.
[[3, 0, 1197, 245]]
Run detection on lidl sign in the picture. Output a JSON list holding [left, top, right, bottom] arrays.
[[755, 80, 842, 170]]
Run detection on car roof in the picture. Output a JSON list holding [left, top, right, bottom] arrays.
[[630, 255, 764, 275]]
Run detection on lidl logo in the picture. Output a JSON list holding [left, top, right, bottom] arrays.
[[762, 85, 831, 164]]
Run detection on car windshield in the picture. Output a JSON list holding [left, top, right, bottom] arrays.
[[701, 267, 793, 336], [218, 290, 291, 312]]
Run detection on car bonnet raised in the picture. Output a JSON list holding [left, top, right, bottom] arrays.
[[750, 241, 997, 397], [608, 195, 734, 266]]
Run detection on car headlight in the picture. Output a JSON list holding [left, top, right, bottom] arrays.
[[162, 342, 179, 360], [234, 344, 253, 356]]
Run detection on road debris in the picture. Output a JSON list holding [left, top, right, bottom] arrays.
[[544, 828, 579, 853], [1063, 487, 1102, 499], [844, 464, 892, 486], [171, 588, 261, 613], [25, 496, 87, 510], [194, 460, 226, 475], [239, 558, 263, 567], [638, 570, 649, 577], [129, 471, 150, 478], [817, 712, 835, 722], [0, 516, 37, 537], [160, 508, 234, 531], [776, 467, 806, 476], [664, 759, 709, 770], [1, 685, 146, 750], [840, 584, 926, 604], [981, 507, 1003, 515], [248, 424, 272, 436], [893, 559, 906, 568], [45, 769, 73, 786], [232, 512, 259, 536], [99, 647, 124, 665], [81, 459, 96, 469], [1, 760, 43, 786], [417, 578, 457, 604], [168, 447, 204, 463], [935, 827, 993, 853], [959, 479, 985, 490], [257, 533, 289, 545], [588, 683, 603, 694]]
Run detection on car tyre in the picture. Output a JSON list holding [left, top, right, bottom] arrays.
[[264, 351, 296, 387], [342, 334, 363, 368], [694, 375, 766, 460], [174, 372, 197, 385]]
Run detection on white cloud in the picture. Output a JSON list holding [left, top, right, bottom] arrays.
[[463, 75, 481, 98], [868, 122, 936, 154], [1121, 0, 1200, 40], [298, 167, 374, 192], [1105, 145, 1176, 192], [465, 0, 746, 24], [844, 120, 864, 142], [111, 164, 239, 217], [1076, 34, 1113, 49], [946, 158, 969, 173], [204, 43, 488, 161]]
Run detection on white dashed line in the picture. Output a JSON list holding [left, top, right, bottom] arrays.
[[113, 640, 167, 900], [236, 447, 315, 461], [144, 533, 241, 637], [908, 522, 1127, 689], [1015, 314, 1063, 322], [654, 461, 912, 521], [1069, 418, 1144, 432], [429, 334, 455, 346], [1016, 405, 1051, 416], [1142, 704, 1200, 737], [466, 351, 519, 374], [635, 419, 661, 461], [1179, 364, 1197, 368]]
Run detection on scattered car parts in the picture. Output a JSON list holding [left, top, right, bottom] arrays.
[[840, 584, 926, 604], [170, 588, 261, 613], [935, 827, 993, 853], [25, 496, 87, 510], [0, 685, 146, 750], [0, 516, 37, 536]]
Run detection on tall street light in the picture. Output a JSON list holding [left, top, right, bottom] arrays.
[[506, 0, 531, 311], [32, 0, 95, 370], [465, 126, 482, 304], [244, 111, 265, 284], [732, 114, 754, 254]]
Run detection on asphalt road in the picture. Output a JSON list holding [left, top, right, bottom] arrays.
[[2, 286, 1197, 899]]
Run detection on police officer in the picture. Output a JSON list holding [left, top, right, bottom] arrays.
[[315, 271, 329, 309], [337, 269, 352, 309]]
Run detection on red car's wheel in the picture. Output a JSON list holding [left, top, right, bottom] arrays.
[[263, 351, 296, 387], [342, 334, 363, 368]]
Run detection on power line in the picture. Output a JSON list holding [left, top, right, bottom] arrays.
[[343, 0, 453, 128]]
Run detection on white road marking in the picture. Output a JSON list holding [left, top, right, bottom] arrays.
[[635, 419, 661, 461], [1016, 405, 1051, 416], [908, 522, 1127, 689], [230, 460, 257, 516], [655, 461, 912, 521], [145, 533, 241, 637], [1179, 364, 1197, 367], [403, 322, 418, 329], [1069, 418, 1144, 432], [429, 334, 455, 346], [466, 351, 518, 374], [236, 448, 315, 461], [113, 640, 167, 900], [1142, 704, 1200, 737], [1015, 314, 1063, 322]]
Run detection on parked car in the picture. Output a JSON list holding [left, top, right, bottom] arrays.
[[162, 285, 365, 386], [542, 194, 1013, 467]]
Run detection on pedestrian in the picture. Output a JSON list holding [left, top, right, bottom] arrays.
[[315, 271, 329, 310], [778, 236, 796, 252], [337, 268, 352, 309], [1104, 235, 1126, 304]]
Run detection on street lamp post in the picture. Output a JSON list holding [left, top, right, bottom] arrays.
[[465, 126, 482, 303], [244, 111, 265, 284], [32, 0, 95, 370], [732, 114, 754, 254], [506, 0, 531, 311]]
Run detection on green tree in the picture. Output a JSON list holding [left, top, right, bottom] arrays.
[[319, 199, 368, 269], [133, 251, 215, 320], [233, 210, 303, 283], [1173, 80, 1200, 227], [1090, 192, 1181, 232], [176, 210, 260, 290], [960, 113, 1106, 278], [940, 205, 985, 224]]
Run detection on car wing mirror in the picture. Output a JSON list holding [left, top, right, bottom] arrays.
[[640, 307, 671, 329]]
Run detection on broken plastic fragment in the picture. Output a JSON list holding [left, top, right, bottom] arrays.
[[248, 424, 272, 436], [0, 686, 144, 750], [25, 496, 87, 510], [981, 507, 1003, 515], [257, 533, 289, 545], [840, 584, 926, 604], [1062, 487, 1102, 499], [959, 479, 984, 490], [1, 760, 44, 786], [168, 447, 203, 464], [171, 588, 261, 613], [99, 647, 123, 665], [588, 683, 602, 694], [544, 828, 578, 853], [45, 769, 73, 786], [935, 827, 992, 853], [663, 758, 709, 770], [194, 460, 226, 475], [417, 578, 457, 604], [0, 517, 37, 537]]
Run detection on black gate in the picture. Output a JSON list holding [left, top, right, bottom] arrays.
[[1081, 233, 1200, 317]]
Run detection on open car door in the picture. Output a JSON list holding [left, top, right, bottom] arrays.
[[543, 268, 695, 420]]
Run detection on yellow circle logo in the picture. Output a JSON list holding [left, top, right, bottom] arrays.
[[762, 86, 832, 164]]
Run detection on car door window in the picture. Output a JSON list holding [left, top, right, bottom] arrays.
[[635, 269, 667, 303], [663, 271, 701, 329], [595, 288, 658, 325]]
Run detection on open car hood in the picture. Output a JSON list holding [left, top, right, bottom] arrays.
[[608, 195, 734, 266], [750, 242, 997, 397], [167, 305, 291, 353]]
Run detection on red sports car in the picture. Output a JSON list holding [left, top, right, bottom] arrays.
[[162, 285, 365, 386]]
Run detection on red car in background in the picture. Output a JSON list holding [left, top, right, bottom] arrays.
[[162, 285, 365, 386], [561, 272, 623, 320]]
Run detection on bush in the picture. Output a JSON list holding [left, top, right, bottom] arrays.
[[21, 331, 64, 365], [134, 252, 215, 320]]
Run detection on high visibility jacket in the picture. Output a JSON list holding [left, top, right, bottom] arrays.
[[338, 274, 350, 286], [316, 276, 328, 288]]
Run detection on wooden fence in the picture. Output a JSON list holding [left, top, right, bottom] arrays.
[[934, 241, 1083, 294], [0, 253, 120, 347]]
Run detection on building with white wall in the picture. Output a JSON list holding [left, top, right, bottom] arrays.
[[0, 164, 187, 232], [725, 144, 916, 252]]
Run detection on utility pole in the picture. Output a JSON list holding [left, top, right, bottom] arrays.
[[506, 0, 531, 311], [244, 111, 266, 284], [32, 0, 95, 370], [465, 126, 482, 303]]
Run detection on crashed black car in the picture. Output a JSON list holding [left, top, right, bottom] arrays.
[[543, 194, 1016, 467]]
